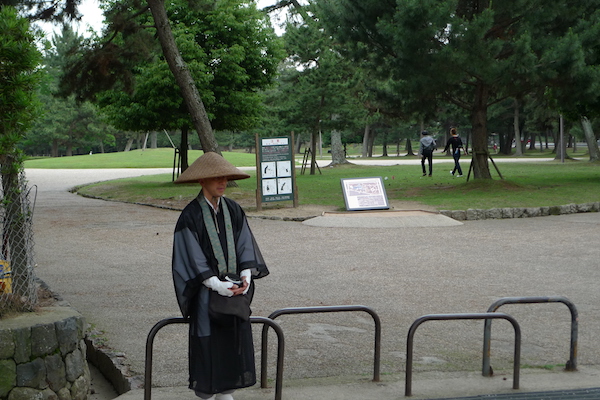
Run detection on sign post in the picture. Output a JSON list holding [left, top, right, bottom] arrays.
[[255, 135, 298, 211]]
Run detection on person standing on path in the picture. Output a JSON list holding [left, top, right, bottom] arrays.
[[172, 152, 269, 400], [419, 130, 436, 176], [443, 127, 467, 177]]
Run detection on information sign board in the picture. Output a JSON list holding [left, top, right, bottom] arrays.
[[340, 176, 389, 211], [258, 137, 295, 203]]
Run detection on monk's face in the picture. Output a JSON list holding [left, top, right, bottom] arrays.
[[199, 176, 228, 199]]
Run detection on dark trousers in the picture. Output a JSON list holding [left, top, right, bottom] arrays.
[[452, 151, 462, 175], [421, 150, 433, 175]]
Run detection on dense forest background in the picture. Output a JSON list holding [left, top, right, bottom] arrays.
[[5, 0, 600, 177]]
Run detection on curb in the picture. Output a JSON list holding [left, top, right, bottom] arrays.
[[440, 202, 600, 221]]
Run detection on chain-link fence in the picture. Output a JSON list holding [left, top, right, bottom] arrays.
[[0, 170, 37, 317]]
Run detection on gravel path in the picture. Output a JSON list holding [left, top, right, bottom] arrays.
[[26, 168, 600, 392]]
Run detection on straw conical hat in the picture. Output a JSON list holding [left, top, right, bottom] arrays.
[[175, 152, 250, 184]]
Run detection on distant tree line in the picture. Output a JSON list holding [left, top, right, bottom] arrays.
[[5, 0, 600, 177]]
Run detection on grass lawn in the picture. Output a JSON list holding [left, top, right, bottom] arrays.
[[42, 149, 600, 211]]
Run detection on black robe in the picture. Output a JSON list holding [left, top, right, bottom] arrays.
[[172, 195, 269, 394]]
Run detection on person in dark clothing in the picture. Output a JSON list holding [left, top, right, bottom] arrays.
[[172, 152, 269, 400], [419, 130, 436, 176], [443, 127, 467, 177]]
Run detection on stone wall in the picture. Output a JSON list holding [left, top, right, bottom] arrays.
[[440, 201, 600, 221], [0, 306, 89, 400]]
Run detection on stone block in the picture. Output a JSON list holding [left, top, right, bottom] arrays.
[[16, 357, 48, 389], [31, 323, 58, 358], [69, 374, 88, 400], [7, 387, 42, 400], [577, 203, 592, 213], [57, 387, 71, 400], [512, 208, 525, 218], [41, 388, 59, 400], [79, 340, 86, 362], [13, 327, 31, 364], [524, 207, 541, 218], [501, 208, 514, 218], [485, 208, 502, 219], [65, 350, 84, 383], [45, 354, 66, 392], [0, 359, 16, 398], [561, 204, 577, 214], [0, 329, 15, 359], [539, 206, 550, 216], [549, 205, 562, 215], [450, 210, 466, 221], [466, 208, 484, 220], [55, 317, 78, 356], [6, 386, 58, 400]]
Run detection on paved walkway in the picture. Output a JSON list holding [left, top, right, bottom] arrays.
[[25, 167, 600, 400]]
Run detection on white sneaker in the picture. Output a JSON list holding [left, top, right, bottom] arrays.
[[216, 394, 234, 400], [456, 174, 463, 177]]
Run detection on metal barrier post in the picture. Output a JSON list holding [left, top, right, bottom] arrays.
[[144, 317, 189, 400], [250, 317, 285, 400], [482, 296, 578, 376], [144, 317, 284, 400], [406, 313, 521, 397], [261, 305, 381, 387]]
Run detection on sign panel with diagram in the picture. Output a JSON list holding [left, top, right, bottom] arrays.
[[258, 136, 296, 203], [340, 176, 390, 211]]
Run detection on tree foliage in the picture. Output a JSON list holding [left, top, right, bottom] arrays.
[[0, 5, 43, 303], [0, 5, 43, 168], [25, 26, 117, 156], [319, 0, 600, 177], [59, 0, 283, 155]]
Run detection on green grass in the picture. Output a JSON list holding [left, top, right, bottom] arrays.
[[64, 150, 600, 211], [24, 148, 258, 169], [26, 145, 586, 169]]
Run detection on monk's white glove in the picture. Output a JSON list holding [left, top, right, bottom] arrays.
[[203, 276, 234, 297], [240, 269, 252, 295]]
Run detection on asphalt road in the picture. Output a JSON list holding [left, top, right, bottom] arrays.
[[25, 167, 600, 397]]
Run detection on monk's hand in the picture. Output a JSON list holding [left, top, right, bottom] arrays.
[[230, 281, 247, 296], [240, 270, 252, 295], [203, 276, 234, 297]]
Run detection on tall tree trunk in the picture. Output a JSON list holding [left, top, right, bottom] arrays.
[[406, 138, 415, 156], [329, 129, 348, 165], [470, 81, 492, 179], [180, 125, 189, 171], [528, 131, 536, 150], [147, 0, 219, 153], [310, 97, 324, 175], [513, 98, 523, 156], [581, 116, 600, 162], [367, 131, 376, 157], [295, 133, 302, 154], [310, 129, 318, 175], [124, 137, 134, 152], [382, 132, 388, 157], [150, 131, 158, 149], [554, 116, 573, 161], [52, 139, 59, 157], [362, 124, 370, 158]]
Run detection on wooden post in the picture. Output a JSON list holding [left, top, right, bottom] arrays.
[[255, 133, 262, 211]]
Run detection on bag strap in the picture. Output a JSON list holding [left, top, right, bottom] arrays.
[[198, 196, 237, 276]]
